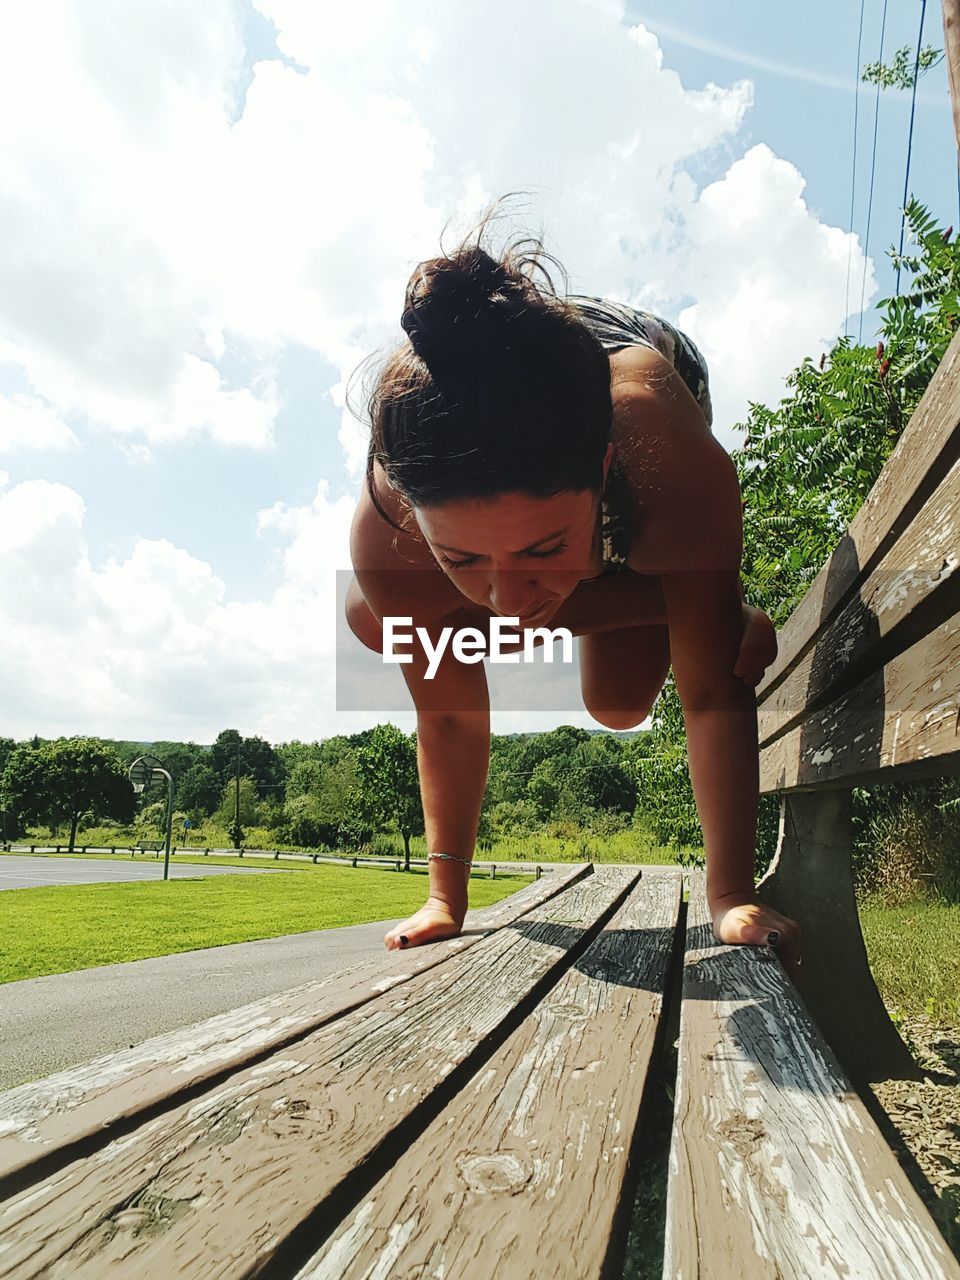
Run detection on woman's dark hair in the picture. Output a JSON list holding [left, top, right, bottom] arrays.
[[350, 194, 614, 533]]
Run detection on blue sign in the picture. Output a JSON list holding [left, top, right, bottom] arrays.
[[183, 817, 191, 829]]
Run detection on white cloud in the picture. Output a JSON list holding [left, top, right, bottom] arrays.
[[0, 1, 877, 737], [0, 394, 80, 452], [0, 476, 359, 740], [673, 144, 876, 438]]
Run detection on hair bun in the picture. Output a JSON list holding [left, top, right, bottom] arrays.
[[401, 248, 512, 375]]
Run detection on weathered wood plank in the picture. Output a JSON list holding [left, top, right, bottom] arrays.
[[0, 868, 636, 1280], [759, 607, 960, 791], [0, 863, 588, 1194], [756, 332, 960, 702], [664, 871, 960, 1279], [757, 453, 960, 749], [292, 868, 681, 1279]]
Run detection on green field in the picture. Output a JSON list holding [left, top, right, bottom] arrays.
[[0, 862, 531, 984], [860, 896, 960, 1024]]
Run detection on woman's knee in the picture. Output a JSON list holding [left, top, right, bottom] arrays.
[[345, 578, 383, 653], [585, 702, 656, 731]]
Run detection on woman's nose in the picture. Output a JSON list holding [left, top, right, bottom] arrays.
[[488, 574, 539, 616]]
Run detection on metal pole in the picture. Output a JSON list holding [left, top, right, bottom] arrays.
[[235, 735, 241, 849], [944, 0, 960, 156], [163, 770, 173, 881]]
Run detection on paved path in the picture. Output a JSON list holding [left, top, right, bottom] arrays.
[[0, 854, 287, 891], [0, 916, 408, 1090]]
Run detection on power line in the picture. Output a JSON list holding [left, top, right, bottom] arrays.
[[845, 0, 868, 331], [896, 0, 929, 295], [859, 0, 890, 342]]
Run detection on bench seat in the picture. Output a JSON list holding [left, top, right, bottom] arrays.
[[0, 864, 956, 1279]]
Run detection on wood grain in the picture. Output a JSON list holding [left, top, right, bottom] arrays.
[[292, 868, 681, 1279], [755, 332, 960, 703], [759, 606, 960, 791], [0, 863, 589, 1194], [664, 871, 960, 1279], [0, 868, 635, 1280], [757, 454, 960, 750]]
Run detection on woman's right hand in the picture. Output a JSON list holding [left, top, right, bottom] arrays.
[[384, 896, 466, 950]]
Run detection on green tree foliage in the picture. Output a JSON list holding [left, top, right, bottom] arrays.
[[210, 729, 285, 800], [215, 776, 261, 846], [635, 201, 960, 869], [176, 761, 221, 818], [1, 738, 135, 852], [862, 44, 942, 91], [354, 725, 424, 870], [281, 751, 365, 848]]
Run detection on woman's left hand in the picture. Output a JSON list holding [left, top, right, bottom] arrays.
[[711, 897, 803, 985], [734, 603, 778, 688]]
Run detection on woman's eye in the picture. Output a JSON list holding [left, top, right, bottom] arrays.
[[529, 541, 568, 559], [439, 540, 567, 570]]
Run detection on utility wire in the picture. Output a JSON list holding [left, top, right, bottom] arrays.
[[845, 0, 868, 331], [896, 0, 928, 295], [859, 0, 890, 342]]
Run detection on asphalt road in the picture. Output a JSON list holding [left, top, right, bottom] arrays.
[[0, 854, 286, 891], [0, 915, 407, 1090]]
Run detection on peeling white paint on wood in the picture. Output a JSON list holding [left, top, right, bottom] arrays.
[[756, 330, 960, 698], [663, 873, 960, 1279], [293, 870, 680, 1280], [0, 864, 590, 1187], [0, 870, 633, 1279]]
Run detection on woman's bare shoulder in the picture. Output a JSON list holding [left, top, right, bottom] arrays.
[[608, 355, 741, 573], [350, 460, 464, 620]]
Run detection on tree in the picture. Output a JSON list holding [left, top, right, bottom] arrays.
[[634, 201, 960, 872], [214, 776, 260, 846], [176, 762, 221, 817], [210, 729, 285, 801], [1, 738, 135, 852], [354, 725, 424, 869]]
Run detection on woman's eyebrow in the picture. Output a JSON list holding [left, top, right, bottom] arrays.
[[434, 527, 568, 555]]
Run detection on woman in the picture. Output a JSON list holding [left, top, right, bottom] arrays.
[[345, 207, 802, 978]]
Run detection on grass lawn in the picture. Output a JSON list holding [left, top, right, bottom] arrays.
[[859, 896, 960, 1024], [0, 863, 531, 985]]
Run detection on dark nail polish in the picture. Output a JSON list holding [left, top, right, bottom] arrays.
[[767, 930, 780, 946], [399, 935, 409, 947]]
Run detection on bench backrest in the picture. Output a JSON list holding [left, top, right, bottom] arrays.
[[755, 329, 960, 793]]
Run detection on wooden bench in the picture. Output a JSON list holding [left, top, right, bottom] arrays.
[[0, 862, 956, 1277], [750, 323, 960, 1088]]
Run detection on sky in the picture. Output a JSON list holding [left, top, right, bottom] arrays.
[[0, 0, 955, 745]]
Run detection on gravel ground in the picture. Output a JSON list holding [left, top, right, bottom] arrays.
[[870, 1014, 960, 1258]]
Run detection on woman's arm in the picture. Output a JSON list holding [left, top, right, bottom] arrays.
[[412, 707, 490, 930], [652, 428, 803, 979]]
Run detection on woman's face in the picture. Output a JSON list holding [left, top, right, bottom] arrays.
[[413, 445, 613, 627]]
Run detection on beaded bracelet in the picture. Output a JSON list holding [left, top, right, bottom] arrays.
[[428, 852, 472, 867]]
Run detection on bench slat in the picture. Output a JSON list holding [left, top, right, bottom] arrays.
[[0, 863, 588, 1194], [757, 453, 960, 756], [759, 605, 960, 790], [756, 330, 960, 701], [294, 869, 681, 1280], [664, 871, 960, 1279], [0, 868, 635, 1279]]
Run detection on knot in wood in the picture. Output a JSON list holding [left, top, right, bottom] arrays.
[[457, 1151, 532, 1195]]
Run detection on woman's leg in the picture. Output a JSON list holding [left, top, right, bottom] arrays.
[[579, 624, 671, 729]]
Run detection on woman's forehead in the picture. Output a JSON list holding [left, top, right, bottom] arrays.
[[416, 490, 592, 550]]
